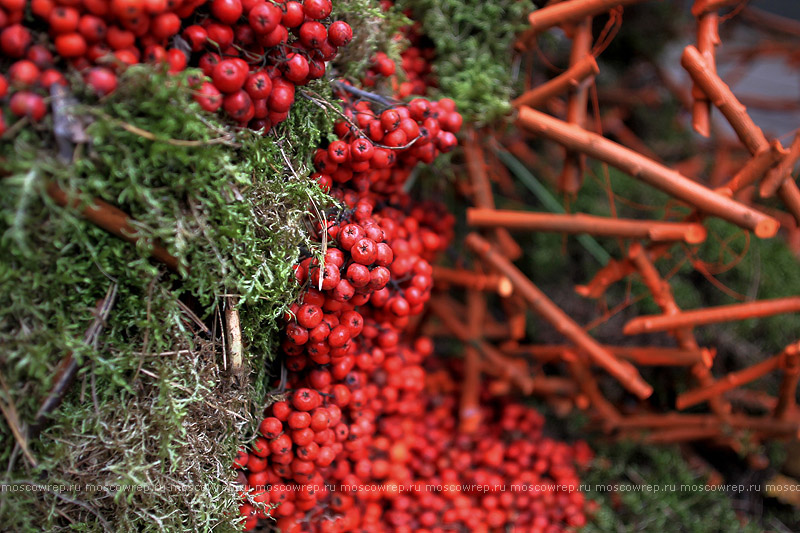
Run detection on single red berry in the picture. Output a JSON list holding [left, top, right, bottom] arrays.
[[211, 0, 243, 25], [327, 20, 352, 47]]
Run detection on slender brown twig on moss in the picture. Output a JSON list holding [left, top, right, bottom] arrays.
[[47, 182, 180, 271]]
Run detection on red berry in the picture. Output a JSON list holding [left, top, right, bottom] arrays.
[[85, 67, 118, 95], [283, 53, 309, 84], [248, 2, 281, 34], [212, 59, 247, 93], [282, 1, 304, 27], [10, 91, 46, 122], [244, 70, 272, 99], [195, 82, 223, 112], [327, 20, 352, 47], [302, 0, 331, 20], [211, 0, 243, 24]]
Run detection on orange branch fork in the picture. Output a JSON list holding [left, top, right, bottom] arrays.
[[716, 140, 786, 196], [676, 342, 800, 410], [760, 132, 800, 198], [465, 232, 653, 399], [512, 55, 599, 109], [525, 0, 642, 34], [682, 45, 800, 225]]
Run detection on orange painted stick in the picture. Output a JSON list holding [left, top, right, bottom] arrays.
[[683, 45, 800, 225], [512, 55, 599, 109], [526, 0, 642, 34], [468, 208, 708, 244], [775, 349, 800, 420], [575, 244, 671, 299], [716, 140, 786, 195], [565, 352, 622, 430], [47, 182, 180, 272], [432, 266, 513, 297], [502, 293, 528, 341], [636, 426, 722, 444], [466, 232, 653, 399], [508, 344, 709, 366], [692, 9, 720, 137], [760, 132, 800, 198], [464, 129, 523, 260], [692, 0, 747, 16], [615, 413, 800, 435], [429, 297, 534, 394], [629, 243, 700, 350], [676, 344, 799, 410], [682, 45, 768, 155], [629, 242, 735, 416], [624, 297, 800, 335], [560, 16, 592, 195], [460, 290, 484, 434], [528, 376, 578, 397], [516, 106, 779, 237], [779, 179, 800, 227], [422, 298, 510, 339]]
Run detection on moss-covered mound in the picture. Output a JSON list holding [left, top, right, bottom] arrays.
[[0, 67, 333, 532]]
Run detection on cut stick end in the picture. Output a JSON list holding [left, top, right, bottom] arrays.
[[497, 277, 514, 297], [675, 395, 698, 411], [692, 119, 711, 138], [574, 285, 591, 297], [686, 224, 708, 244], [622, 321, 642, 336], [702, 348, 715, 368], [631, 380, 654, 400], [754, 218, 780, 239]]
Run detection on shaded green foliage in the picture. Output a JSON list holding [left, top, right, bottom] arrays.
[[332, 0, 411, 83], [583, 441, 762, 533], [398, 0, 534, 124], [0, 66, 332, 531]]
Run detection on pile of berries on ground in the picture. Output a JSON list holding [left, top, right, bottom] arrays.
[[0, 0, 352, 131], [231, 51, 594, 531]]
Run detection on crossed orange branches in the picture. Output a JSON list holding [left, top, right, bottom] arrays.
[[426, 0, 800, 456]]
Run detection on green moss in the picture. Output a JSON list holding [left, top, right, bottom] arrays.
[[0, 66, 332, 531], [332, 0, 411, 83], [582, 441, 763, 533], [398, 0, 533, 125]]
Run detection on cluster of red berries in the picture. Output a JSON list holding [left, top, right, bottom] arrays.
[[369, 391, 595, 532], [188, 0, 352, 128], [312, 90, 461, 199], [0, 0, 351, 133], [230, 73, 593, 530]]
